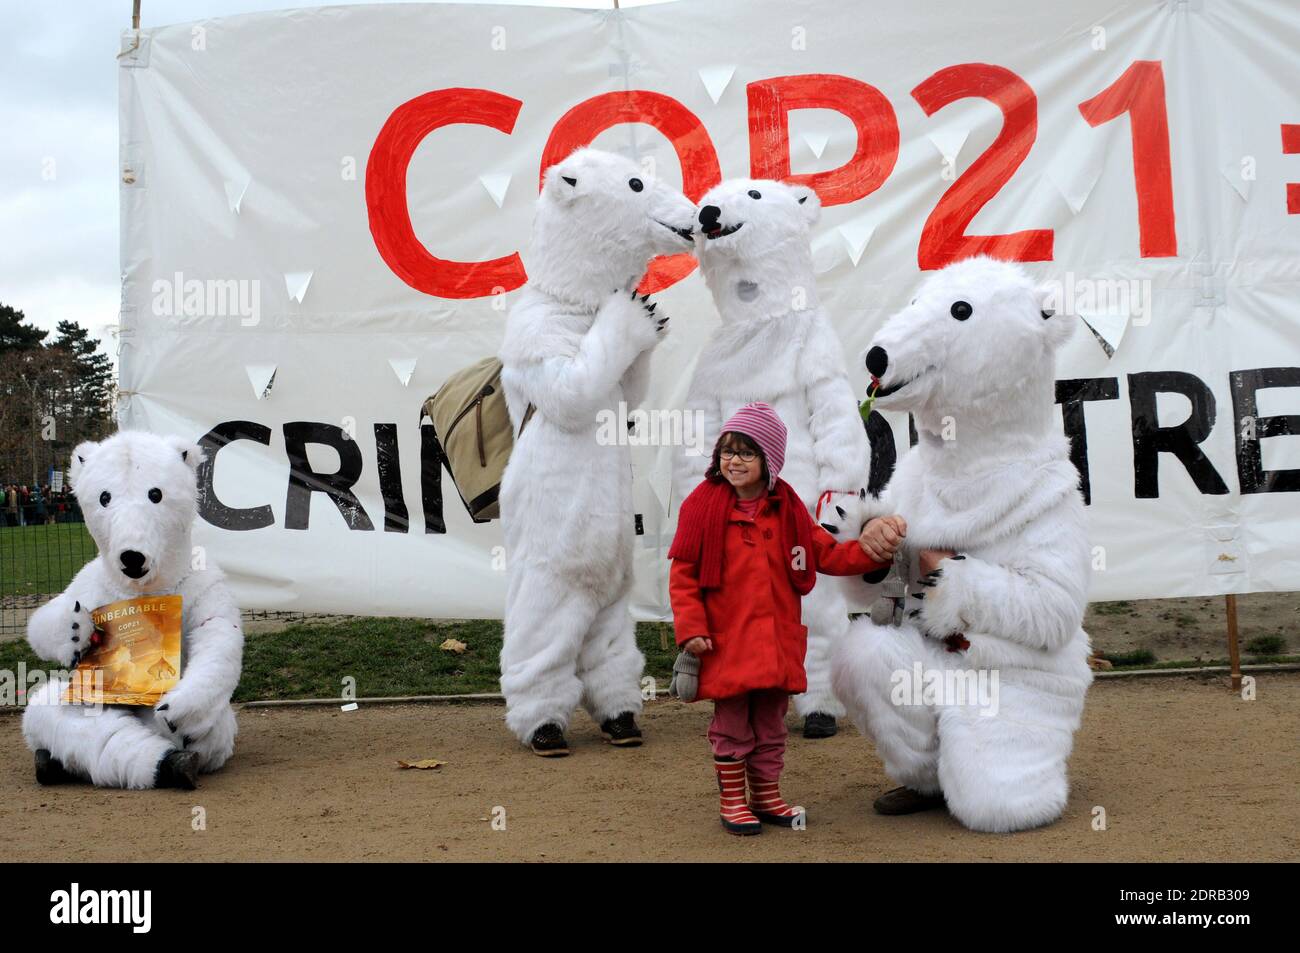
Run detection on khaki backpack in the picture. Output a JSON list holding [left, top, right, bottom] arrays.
[[420, 356, 534, 523]]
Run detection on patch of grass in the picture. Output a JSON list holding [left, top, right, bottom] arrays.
[[234, 617, 678, 701], [1245, 635, 1287, 656], [1099, 648, 1157, 667], [1091, 601, 1135, 616], [0, 523, 96, 594]]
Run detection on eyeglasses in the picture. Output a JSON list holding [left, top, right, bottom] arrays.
[[719, 448, 758, 463]]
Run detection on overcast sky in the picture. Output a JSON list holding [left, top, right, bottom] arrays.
[[0, 0, 662, 369]]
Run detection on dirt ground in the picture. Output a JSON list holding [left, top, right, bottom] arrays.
[[1, 672, 1296, 862]]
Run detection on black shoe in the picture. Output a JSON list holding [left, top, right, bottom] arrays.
[[802, 712, 838, 739], [35, 749, 75, 786], [154, 749, 199, 790], [529, 723, 570, 757], [872, 786, 946, 815], [599, 712, 643, 747]]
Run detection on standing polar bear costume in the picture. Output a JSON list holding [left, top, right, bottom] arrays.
[[498, 147, 695, 754], [23, 431, 243, 790], [675, 178, 870, 736], [830, 256, 1092, 833]]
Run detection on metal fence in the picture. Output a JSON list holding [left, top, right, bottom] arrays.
[[0, 499, 95, 636]]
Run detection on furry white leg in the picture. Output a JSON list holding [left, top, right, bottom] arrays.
[[832, 621, 943, 795], [500, 568, 599, 744], [577, 586, 645, 723], [23, 679, 174, 790], [794, 582, 849, 719], [936, 674, 1085, 833], [182, 704, 239, 773]]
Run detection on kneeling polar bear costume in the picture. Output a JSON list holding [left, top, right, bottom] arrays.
[[498, 147, 695, 752], [675, 178, 869, 732], [831, 256, 1092, 833], [23, 431, 243, 789]]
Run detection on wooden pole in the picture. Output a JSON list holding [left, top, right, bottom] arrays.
[[132, 0, 141, 30], [1225, 594, 1242, 691]]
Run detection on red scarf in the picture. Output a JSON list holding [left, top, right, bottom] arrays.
[[668, 476, 817, 596]]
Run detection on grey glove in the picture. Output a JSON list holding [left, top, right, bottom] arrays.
[[669, 651, 701, 702]]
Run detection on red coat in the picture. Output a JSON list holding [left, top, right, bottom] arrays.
[[669, 492, 887, 701]]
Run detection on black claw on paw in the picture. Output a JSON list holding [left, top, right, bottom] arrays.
[[166, 719, 177, 732], [927, 569, 943, 578], [909, 609, 921, 618], [74, 601, 80, 613], [71, 635, 79, 643], [157, 703, 169, 711], [951, 554, 966, 560], [914, 592, 925, 600], [71, 622, 79, 630], [820, 522, 840, 535]]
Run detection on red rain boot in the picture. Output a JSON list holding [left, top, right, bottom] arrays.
[[747, 767, 806, 827], [715, 757, 761, 835]]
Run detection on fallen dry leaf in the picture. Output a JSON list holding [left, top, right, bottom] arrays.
[[397, 758, 447, 770], [439, 638, 467, 654]]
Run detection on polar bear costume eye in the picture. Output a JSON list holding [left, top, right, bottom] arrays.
[[628, 178, 644, 192], [950, 300, 973, 321], [99, 491, 111, 507], [149, 487, 163, 503], [747, 189, 761, 200]]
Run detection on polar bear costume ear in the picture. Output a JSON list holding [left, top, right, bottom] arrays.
[[790, 184, 822, 226], [1037, 283, 1075, 350], [543, 163, 583, 205], [68, 440, 99, 490], [163, 434, 206, 472]]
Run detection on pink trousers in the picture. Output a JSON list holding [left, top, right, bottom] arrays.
[[708, 689, 789, 781]]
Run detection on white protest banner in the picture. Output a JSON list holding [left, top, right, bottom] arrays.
[[118, 0, 1300, 616]]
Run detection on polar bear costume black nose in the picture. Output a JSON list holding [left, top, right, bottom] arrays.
[[698, 205, 721, 229], [119, 550, 147, 575], [865, 346, 889, 378]]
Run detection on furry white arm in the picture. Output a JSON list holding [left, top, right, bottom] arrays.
[[26, 563, 100, 667], [524, 291, 660, 432], [917, 550, 1087, 653], [621, 346, 654, 418], [800, 321, 870, 495], [155, 576, 244, 733]]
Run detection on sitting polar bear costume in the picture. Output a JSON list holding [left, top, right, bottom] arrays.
[[830, 256, 1092, 833], [498, 147, 695, 752], [675, 178, 870, 733], [23, 431, 243, 789]]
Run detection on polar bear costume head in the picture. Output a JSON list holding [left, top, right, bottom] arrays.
[[527, 147, 696, 306], [693, 178, 822, 322], [865, 256, 1073, 440], [69, 431, 205, 592]]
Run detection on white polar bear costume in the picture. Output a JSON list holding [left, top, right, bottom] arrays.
[[22, 431, 243, 789], [675, 178, 870, 725], [830, 256, 1092, 833], [497, 148, 695, 746]]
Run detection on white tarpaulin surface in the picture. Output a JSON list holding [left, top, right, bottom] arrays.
[[118, 0, 1300, 617]]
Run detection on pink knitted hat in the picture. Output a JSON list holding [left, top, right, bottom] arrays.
[[719, 402, 787, 489]]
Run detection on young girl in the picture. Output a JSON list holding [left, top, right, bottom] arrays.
[[668, 402, 906, 835]]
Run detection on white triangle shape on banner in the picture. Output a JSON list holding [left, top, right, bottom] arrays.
[[480, 172, 512, 208], [284, 271, 313, 304], [698, 64, 736, 104], [839, 219, 877, 267], [1078, 310, 1130, 359], [803, 131, 830, 159], [388, 357, 418, 388], [245, 363, 277, 400], [1044, 123, 1107, 215], [1220, 160, 1252, 201], [926, 128, 969, 164], [224, 177, 249, 214]]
